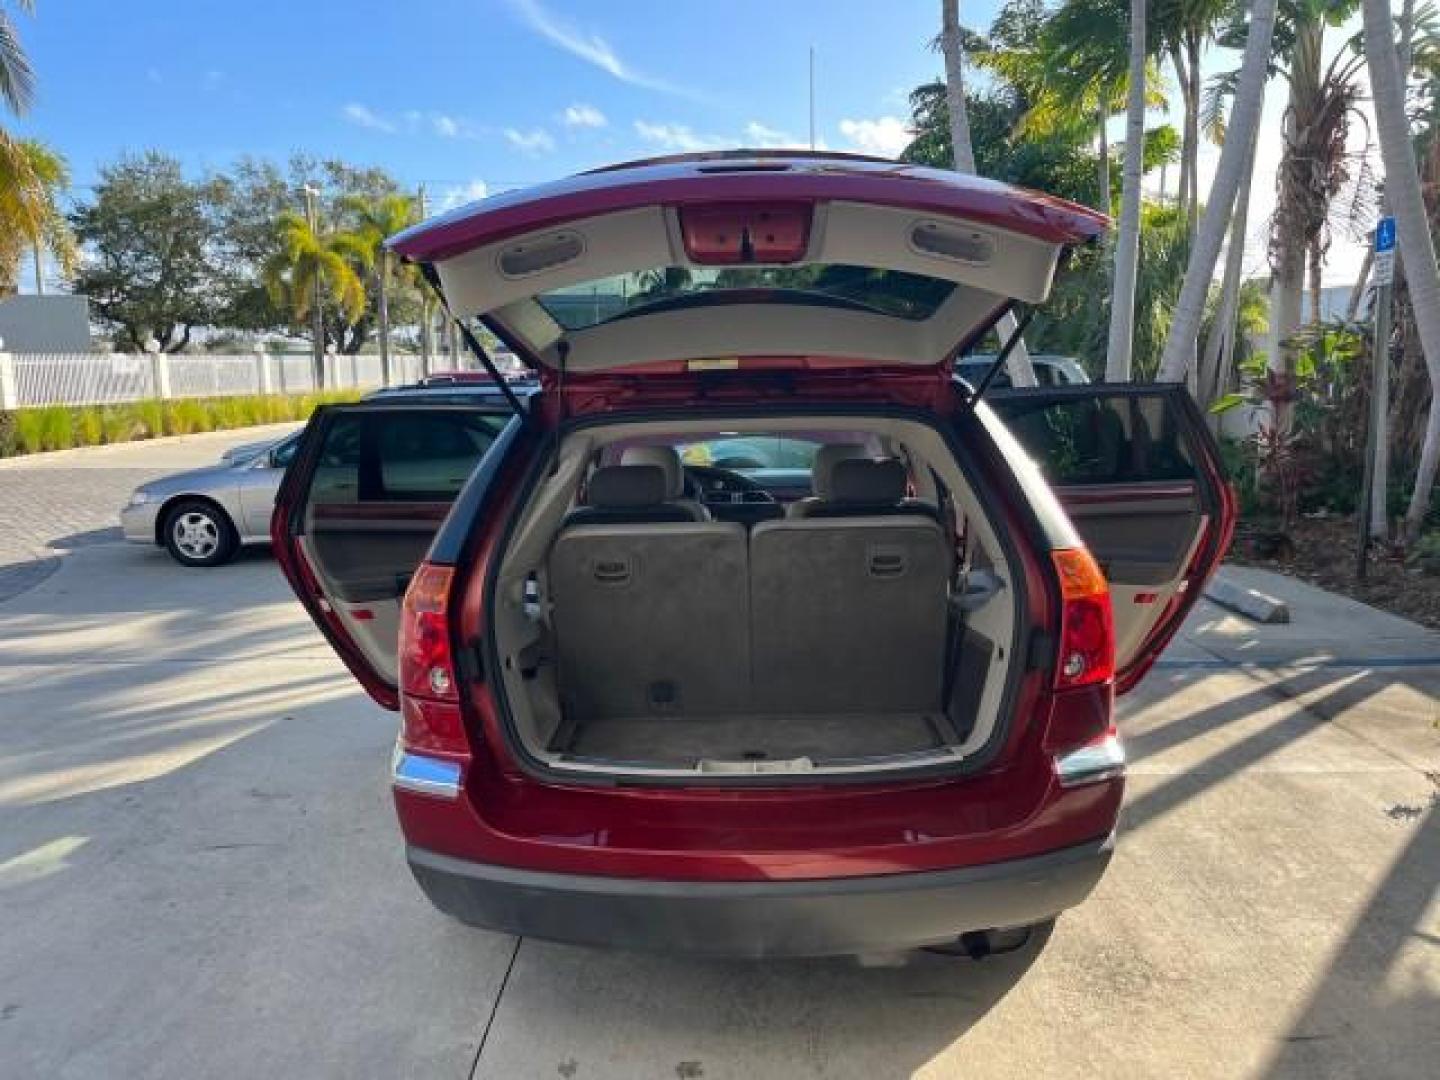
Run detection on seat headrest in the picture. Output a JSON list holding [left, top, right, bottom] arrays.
[[586, 465, 667, 508], [830, 458, 907, 504], [620, 445, 684, 498], [811, 443, 867, 499]]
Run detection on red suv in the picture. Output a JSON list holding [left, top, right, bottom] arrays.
[[273, 152, 1233, 958]]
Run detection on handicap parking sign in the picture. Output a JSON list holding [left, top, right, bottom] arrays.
[[1376, 216, 1396, 253]]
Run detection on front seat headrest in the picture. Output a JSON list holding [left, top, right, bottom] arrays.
[[810, 443, 867, 499], [620, 445, 685, 499], [830, 458, 907, 505], [587, 465, 667, 508]]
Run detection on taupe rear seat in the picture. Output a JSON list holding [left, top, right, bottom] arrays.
[[548, 465, 749, 721], [749, 460, 951, 714]]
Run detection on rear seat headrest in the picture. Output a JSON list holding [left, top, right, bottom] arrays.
[[830, 458, 907, 505], [587, 465, 667, 508], [620, 445, 684, 499], [811, 443, 867, 499]]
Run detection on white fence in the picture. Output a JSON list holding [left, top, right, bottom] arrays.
[[0, 351, 429, 409]]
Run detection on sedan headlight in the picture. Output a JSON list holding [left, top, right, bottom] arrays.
[[126, 490, 152, 507]]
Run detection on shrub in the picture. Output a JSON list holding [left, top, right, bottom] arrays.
[[135, 399, 166, 438], [0, 411, 17, 457], [75, 408, 104, 447]]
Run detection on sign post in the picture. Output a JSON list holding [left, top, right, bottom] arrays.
[[1357, 216, 1396, 578]]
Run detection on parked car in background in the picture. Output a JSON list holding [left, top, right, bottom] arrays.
[[122, 381, 530, 567], [273, 151, 1235, 958], [954, 353, 1090, 390]]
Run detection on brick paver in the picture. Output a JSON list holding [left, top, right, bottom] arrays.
[[0, 425, 298, 601]]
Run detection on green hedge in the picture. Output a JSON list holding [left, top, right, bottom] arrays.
[[0, 391, 362, 458]]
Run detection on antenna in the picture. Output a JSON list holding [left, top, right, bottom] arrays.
[[808, 46, 816, 150]]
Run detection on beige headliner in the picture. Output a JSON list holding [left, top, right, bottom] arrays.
[[433, 201, 1067, 373]]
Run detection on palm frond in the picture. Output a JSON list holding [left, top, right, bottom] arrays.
[[0, 11, 36, 116]]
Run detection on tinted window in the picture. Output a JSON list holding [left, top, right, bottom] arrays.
[[309, 412, 507, 504], [992, 393, 1196, 485]]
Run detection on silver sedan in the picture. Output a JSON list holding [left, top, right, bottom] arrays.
[[120, 430, 301, 566]]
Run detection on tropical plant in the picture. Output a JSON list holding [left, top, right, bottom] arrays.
[[261, 209, 367, 370], [338, 192, 420, 385], [1156, 0, 1280, 382], [0, 137, 76, 292], [0, 0, 35, 118]]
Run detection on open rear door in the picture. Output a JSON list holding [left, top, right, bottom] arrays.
[[272, 404, 512, 709], [989, 384, 1236, 692]]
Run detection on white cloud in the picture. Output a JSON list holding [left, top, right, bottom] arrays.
[[563, 103, 607, 129], [633, 120, 727, 153], [837, 116, 911, 159], [508, 0, 692, 97], [202, 69, 224, 93], [432, 114, 461, 138], [505, 126, 557, 154], [441, 180, 490, 211], [342, 103, 397, 134], [743, 121, 803, 149]]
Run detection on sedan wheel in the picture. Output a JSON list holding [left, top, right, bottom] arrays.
[[163, 501, 238, 567]]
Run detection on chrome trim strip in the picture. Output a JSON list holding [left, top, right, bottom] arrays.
[[1053, 733, 1126, 788], [392, 744, 463, 799]]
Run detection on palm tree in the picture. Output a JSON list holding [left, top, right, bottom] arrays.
[[339, 192, 419, 387], [1156, 0, 1278, 382], [1364, 0, 1440, 543], [941, 0, 1037, 386], [1257, 0, 1366, 432], [262, 209, 366, 385], [1105, 0, 1151, 381], [0, 138, 76, 293], [0, 1, 36, 118]]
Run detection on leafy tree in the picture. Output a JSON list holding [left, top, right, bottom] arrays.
[[68, 152, 227, 352]]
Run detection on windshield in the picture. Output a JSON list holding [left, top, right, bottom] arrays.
[[536, 264, 956, 331]]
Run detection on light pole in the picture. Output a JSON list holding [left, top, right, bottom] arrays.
[[302, 184, 326, 389], [417, 185, 433, 376]]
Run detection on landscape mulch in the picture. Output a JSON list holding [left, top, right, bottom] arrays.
[[1229, 513, 1440, 633]]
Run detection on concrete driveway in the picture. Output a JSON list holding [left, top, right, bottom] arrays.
[[0, 433, 1436, 1079]]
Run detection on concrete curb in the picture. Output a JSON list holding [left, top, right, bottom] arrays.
[[1205, 575, 1291, 624]]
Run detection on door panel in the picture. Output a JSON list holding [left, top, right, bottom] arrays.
[[272, 405, 511, 708], [989, 384, 1235, 692]]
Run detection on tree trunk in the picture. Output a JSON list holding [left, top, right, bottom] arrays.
[[1104, 0, 1148, 383], [940, 0, 976, 175], [1185, 32, 1202, 238], [1345, 247, 1374, 321], [1171, 47, 1191, 225], [1307, 240, 1325, 324], [941, 0, 1035, 384], [1198, 122, 1261, 412], [31, 240, 44, 295], [1156, 0, 1278, 383], [1096, 110, 1111, 213], [1364, 0, 1440, 542], [376, 252, 393, 387]]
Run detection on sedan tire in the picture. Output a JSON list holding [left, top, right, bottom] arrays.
[[162, 499, 239, 568]]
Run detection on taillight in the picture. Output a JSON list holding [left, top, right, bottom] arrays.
[[400, 562, 457, 700], [1051, 548, 1115, 689], [397, 562, 469, 769]]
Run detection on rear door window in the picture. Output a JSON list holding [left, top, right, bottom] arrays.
[[309, 411, 507, 505]]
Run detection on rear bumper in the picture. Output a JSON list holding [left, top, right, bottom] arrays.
[[407, 832, 1114, 958]]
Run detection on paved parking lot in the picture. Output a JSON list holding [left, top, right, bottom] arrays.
[[1, 431, 1437, 1079]]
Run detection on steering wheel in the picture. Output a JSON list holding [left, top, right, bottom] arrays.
[[683, 464, 777, 504]]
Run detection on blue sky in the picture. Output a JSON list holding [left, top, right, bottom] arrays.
[[13, 0, 1371, 287], [15, 0, 966, 208]]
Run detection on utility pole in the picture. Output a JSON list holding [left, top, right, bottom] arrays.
[[302, 184, 326, 389], [417, 185, 433, 377]]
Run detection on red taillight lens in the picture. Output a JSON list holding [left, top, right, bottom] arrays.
[[399, 562, 457, 703], [1052, 548, 1115, 689]]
